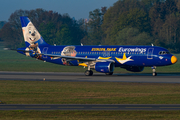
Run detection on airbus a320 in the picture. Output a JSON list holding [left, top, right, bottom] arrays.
[[17, 16, 178, 76]]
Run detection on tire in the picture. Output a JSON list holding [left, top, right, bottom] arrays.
[[105, 72, 113, 75], [85, 70, 93, 76], [152, 72, 157, 76]]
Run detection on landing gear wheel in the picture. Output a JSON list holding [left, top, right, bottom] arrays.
[[152, 72, 157, 76], [85, 70, 93, 76], [105, 72, 113, 75], [152, 66, 157, 76]]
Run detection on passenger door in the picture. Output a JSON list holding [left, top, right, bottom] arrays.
[[42, 47, 48, 58], [147, 48, 154, 59]]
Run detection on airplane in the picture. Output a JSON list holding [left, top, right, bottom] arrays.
[[17, 16, 178, 76]]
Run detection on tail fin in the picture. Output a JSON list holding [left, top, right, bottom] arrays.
[[20, 16, 49, 47]]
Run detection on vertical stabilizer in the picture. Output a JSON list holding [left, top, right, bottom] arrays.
[[20, 16, 49, 47]]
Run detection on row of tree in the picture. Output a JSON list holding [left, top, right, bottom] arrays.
[[0, 9, 85, 48], [0, 0, 180, 52], [82, 0, 180, 52]]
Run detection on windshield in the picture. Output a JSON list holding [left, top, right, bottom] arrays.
[[159, 51, 170, 55]]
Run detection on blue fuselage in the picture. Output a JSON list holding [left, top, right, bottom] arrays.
[[19, 45, 175, 67]]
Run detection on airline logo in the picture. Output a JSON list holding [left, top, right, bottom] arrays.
[[91, 48, 116, 51], [118, 47, 146, 53]]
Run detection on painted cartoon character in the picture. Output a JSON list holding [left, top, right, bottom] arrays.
[[22, 22, 41, 44], [25, 43, 42, 60], [61, 46, 77, 65], [22, 22, 42, 59]]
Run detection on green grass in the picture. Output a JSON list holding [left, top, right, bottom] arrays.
[[1, 81, 180, 104], [0, 111, 180, 120], [1, 47, 180, 119], [0, 49, 180, 73], [0, 50, 86, 72]]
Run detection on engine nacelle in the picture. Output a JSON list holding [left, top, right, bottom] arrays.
[[125, 66, 144, 72], [95, 62, 114, 73]]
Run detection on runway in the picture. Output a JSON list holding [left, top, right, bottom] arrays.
[[0, 71, 180, 111], [1, 104, 180, 111], [0, 71, 180, 83]]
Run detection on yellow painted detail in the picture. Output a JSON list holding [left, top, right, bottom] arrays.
[[122, 53, 127, 60], [98, 57, 112, 59], [91, 48, 116, 51], [171, 56, 178, 64], [115, 53, 133, 64], [78, 63, 88, 67]]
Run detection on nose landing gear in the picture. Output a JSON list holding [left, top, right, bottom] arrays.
[[152, 66, 157, 76]]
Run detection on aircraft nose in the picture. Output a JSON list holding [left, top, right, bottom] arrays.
[[171, 56, 178, 64]]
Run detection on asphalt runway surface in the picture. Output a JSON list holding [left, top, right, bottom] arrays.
[[1, 104, 180, 111], [0, 71, 180, 111], [0, 71, 180, 83]]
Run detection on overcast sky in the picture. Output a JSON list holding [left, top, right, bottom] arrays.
[[0, 0, 118, 21]]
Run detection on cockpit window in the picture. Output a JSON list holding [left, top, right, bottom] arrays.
[[159, 51, 170, 55]]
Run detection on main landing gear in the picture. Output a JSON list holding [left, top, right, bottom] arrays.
[[84, 65, 114, 76], [84, 65, 93, 76], [85, 70, 93, 76], [152, 66, 157, 76], [105, 72, 113, 75]]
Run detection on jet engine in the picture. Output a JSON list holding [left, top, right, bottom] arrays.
[[95, 62, 114, 73]]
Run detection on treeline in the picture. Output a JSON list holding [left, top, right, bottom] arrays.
[[0, 9, 85, 48], [1, 0, 180, 52], [82, 0, 180, 53]]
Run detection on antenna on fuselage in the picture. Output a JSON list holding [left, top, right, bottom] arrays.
[[151, 43, 154, 46], [81, 43, 83, 46]]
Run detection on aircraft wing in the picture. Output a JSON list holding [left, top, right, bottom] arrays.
[[39, 53, 115, 62]]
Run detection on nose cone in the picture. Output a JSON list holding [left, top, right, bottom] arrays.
[[171, 56, 178, 64]]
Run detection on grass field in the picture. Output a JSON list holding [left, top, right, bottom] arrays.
[[1, 81, 180, 104], [0, 111, 180, 120], [1, 81, 180, 119], [1, 44, 180, 119]]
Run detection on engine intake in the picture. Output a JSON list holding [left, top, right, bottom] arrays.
[[95, 62, 114, 73]]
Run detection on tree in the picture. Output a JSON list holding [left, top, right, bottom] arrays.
[[101, 0, 152, 45], [81, 8, 105, 45], [103, 7, 150, 45], [114, 27, 153, 45], [149, 0, 180, 52], [56, 25, 73, 45]]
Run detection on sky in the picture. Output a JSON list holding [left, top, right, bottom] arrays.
[[0, 0, 118, 21]]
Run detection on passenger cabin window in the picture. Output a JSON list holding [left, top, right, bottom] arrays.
[[159, 51, 170, 55]]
